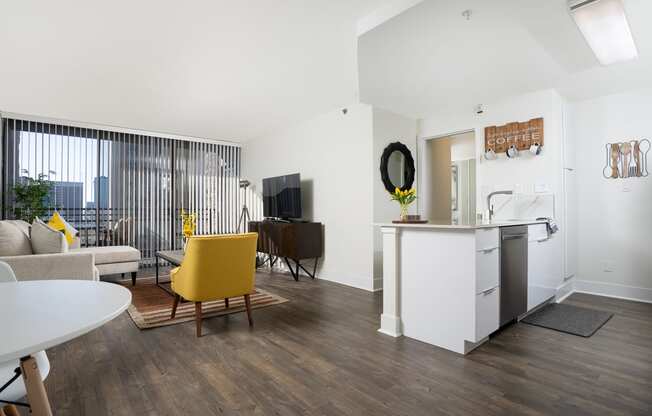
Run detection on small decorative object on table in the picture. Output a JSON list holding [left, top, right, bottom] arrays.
[[390, 187, 421, 222], [181, 209, 197, 252]]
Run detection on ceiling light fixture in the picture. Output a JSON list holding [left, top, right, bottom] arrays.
[[569, 0, 638, 65]]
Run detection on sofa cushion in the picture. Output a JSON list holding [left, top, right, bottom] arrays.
[[30, 218, 68, 254], [0, 221, 33, 256], [71, 245, 140, 265], [7, 220, 31, 236], [95, 261, 139, 276]]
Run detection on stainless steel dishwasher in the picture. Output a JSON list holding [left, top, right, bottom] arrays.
[[500, 226, 528, 326]]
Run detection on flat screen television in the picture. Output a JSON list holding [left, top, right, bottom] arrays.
[[262, 173, 302, 219]]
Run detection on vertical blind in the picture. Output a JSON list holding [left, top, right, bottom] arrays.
[[1, 116, 241, 265]]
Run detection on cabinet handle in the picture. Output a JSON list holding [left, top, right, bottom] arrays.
[[563, 275, 574, 281], [536, 238, 549, 243], [502, 235, 526, 241], [481, 247, 498, 253], [481, 286, 498, 295]]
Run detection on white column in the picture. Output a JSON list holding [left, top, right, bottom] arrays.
[[379, 226, 402, 337]]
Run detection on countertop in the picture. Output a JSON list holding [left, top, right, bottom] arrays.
[[374, 219, 549, 230]]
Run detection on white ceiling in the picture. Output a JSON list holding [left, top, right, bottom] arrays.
[[0, 0, 390, 142], [359, 0, 652, 119]]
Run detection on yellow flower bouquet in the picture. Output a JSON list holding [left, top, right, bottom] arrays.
[[390, 187, 416, 221]]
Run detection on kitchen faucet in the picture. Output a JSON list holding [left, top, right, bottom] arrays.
[[487, 190, 513, 222]]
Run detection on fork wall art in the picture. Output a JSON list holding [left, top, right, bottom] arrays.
[[602, 139, 650, 179]]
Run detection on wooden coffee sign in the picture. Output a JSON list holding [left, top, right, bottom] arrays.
[[484, 117, 544, 154]]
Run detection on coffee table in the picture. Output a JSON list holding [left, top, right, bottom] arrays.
[[155, 250, 184, 295], [0, 280, 131, 415]]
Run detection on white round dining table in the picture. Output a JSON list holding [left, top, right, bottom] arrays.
[[0, 280, 131, 416]]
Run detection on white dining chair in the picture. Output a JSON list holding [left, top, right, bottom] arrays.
[[0, 261, 50, 411]]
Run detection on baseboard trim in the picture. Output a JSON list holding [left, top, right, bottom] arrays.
[[315, 270, 376, 292], [259, 266, 376, 292], [555, 279, 575, 303], [574, 279, 652, 304], [372, 277, 383, 292], [317, 275, 374, 292], [379, 314, 402, 337], [555, 289, 574, 303]]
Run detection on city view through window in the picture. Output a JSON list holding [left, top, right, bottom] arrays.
[[2, 118, 241, 263]]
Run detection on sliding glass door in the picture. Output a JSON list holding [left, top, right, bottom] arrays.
[[1, 116, 241, 264]]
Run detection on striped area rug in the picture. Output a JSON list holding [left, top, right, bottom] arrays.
[[123, 277, 288, 329]]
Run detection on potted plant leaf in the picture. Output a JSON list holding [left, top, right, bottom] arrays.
[[13, 171, 54, 222]]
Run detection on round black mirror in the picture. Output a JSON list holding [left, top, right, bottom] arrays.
[[380, 142, 415, 193]]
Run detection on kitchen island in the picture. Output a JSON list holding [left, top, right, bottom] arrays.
[[376, 220, 556, 354]]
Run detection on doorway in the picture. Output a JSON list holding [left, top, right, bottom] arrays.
[[423, 131, 476, 224]]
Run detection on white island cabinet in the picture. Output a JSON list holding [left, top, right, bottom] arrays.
[[377, 221, 550, 355]]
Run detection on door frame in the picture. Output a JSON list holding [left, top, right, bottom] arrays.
[[417, 128, 476, 220]]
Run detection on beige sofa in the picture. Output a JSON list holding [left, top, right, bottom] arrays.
[[0, 220, 140, 283]]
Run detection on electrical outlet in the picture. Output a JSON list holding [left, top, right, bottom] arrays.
[[601, 260, 615, 272], [622, 184, 631, 192]]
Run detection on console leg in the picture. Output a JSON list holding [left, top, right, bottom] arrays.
[[283, 258, 299, 281], [296, 258, 319, 279], [312, 257, 319, 279]]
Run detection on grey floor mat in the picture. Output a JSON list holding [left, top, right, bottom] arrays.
[[521, 303, 613, 337]]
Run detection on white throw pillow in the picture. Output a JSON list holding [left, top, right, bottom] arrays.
[[0, 221, 33, 256], [30, 218, 68, 254]]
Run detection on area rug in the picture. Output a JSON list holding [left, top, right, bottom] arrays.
[[123, 278, 288, 329], [521, 303, 613, 337]]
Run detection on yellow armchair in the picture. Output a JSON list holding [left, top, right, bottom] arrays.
[[170, 233, 258, 337]]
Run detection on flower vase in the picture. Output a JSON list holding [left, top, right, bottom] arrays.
[[400, 204, 409, 222]]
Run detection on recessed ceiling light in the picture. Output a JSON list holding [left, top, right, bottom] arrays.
[[569, 0, 638, 65]]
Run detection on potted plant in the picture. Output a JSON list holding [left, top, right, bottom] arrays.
[[12, 172, 54, 222]]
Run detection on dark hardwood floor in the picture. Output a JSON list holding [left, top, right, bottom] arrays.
[[39, 270, 651, 416]]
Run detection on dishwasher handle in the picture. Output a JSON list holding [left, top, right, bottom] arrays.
[[502, 234, 527, 241]]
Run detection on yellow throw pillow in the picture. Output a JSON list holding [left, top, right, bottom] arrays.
[[48, 211, 74, 246]]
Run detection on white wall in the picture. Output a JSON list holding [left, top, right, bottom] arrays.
[[242, 103, 376, 291], [568, 89, 652, 302], [418, 89, 568, 296], [372, 108, 417, 289], [419, 89, 564, 222]]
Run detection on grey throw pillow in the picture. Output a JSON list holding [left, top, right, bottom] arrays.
[[30, 218, 68, 254], [0, 221, 33, 256]]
